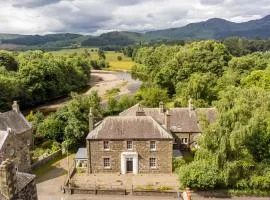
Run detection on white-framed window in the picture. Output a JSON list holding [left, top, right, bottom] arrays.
[[103, 158, 110, 168], [150, 141, 156, 151], [181, 138, 188, 144], [103, 141, 110, 150], [127, 141, 133, 150], [149, 158, 156, 168]]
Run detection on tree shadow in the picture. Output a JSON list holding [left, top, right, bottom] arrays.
[[37, 166, 67, 183]]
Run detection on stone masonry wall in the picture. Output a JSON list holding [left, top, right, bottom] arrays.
[[0, 160, 17, 200], [88, 140, 172, 174], [173, 132, 200, 149], [1, 130, 32, 173], [16, 179, 38, 200]]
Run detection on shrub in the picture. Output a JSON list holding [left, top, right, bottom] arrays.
[[179, 161, 220, 190], [173, 158, 186, 171], [117, 55, 122, 61]]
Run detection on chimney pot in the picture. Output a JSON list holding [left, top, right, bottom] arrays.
[[12, 101, 20, 113], [165, 109, 171, 130]]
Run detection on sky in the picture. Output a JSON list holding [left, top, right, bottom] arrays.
[[0, 0, 269, 35]]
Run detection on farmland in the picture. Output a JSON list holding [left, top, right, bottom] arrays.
[[50, 48, 134, 71]]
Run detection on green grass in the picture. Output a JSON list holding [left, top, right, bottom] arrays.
[[49, 48, 135, 71], [104, 88, 120, 98]]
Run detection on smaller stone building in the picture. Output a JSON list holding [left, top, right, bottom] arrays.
[[120, 100, 217, 150], [86, 116, 173, 174], [0, 159, 38, 200], [0, 101, 33, 172]]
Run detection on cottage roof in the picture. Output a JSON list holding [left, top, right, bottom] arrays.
[[0, 131, 8, 150], [119, 104, 217, 133], [0, 111, 31, 134], [75, 148, 87, 160], [16, 172, 36, 192], [87, 116, 173, 140]]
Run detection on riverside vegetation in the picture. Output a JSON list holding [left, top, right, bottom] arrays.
[[131, 40, 270, 195]]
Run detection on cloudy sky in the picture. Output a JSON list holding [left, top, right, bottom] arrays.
[[0, 0, 269, 35]]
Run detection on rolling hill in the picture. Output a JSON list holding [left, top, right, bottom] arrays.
[[1, 15, 270, 50]]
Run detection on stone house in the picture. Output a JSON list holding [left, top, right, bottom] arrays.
[[86, 115, 173, 174], [119, 100, 217, 150], [0, 159, 38, 200], [0, 101, 33, 172], [84, 101, 216, 175]]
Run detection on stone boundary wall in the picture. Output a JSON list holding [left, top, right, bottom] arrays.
[[63, 186, 180, 197], [132, 190, 179, 197], [31, 150, 62, 170]]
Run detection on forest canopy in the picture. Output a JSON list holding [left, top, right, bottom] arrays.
[[0, 50, 91, 111], [132, 41, 270, 193]]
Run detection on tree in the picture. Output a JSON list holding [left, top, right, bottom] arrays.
[[135, 85, 168, 107], [37, 91, 101, 150], [117, 55, 122, 61], [0, 51, 18, 71], [98, 49, 106, 60]]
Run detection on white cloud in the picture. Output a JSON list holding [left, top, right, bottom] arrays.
[[0, 0, 268, 35]]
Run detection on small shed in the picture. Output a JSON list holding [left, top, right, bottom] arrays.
[[74, 148, 88, 168]]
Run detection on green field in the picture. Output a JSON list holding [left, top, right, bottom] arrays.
[[50, 48, 135, 71]]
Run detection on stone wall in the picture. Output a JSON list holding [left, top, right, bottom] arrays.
[[31, 150, 62, 171], [0, 159, 38, 200], [88, 139, 172, 174], [0, 160, 17, 200], [17, 179, 38, 200], [1, 130, 32, 173], [173, 132, 200, 149]]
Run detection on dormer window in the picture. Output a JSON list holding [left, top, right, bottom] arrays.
[[127, 141, 133, 150], [103, 141, 110, 150]]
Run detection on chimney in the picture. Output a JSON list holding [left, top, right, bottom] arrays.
[[159, 101, 164, 113], [136, 104, 145, 116], [165, 109, 171, 130], [12, 101, 20, 113], [89, 108, 94, 132], [0, 159, 17, 200]]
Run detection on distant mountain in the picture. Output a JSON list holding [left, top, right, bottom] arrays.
[[145, 15, 270, 40], [0, 34, 24, 40], [1, 15, 270, 50]]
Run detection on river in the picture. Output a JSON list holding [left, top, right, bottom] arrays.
[[31, 70, 141, 114]]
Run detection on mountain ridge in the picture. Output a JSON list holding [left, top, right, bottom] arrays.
[[1, 15, 270, 49]]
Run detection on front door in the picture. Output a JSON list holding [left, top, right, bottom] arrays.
[[126, 158, 133, 173]]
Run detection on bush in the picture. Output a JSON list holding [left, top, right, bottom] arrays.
[[173, 158, 186, 171], [249, 174, 270, 190], [179, 161, 220, 190], [117, 55, 122, 61]]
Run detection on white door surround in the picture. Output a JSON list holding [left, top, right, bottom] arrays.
[[121, 152, 138, 174]]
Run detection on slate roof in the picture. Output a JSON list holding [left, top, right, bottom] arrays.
[[119, 104, 217, 133], [0, 131, 8, 150], [16, 172, 36, 192], [87, 116, 173, 140], [0, 111, 31, 134], [169, 108, 200, 133], [75, 148, 87, 160]]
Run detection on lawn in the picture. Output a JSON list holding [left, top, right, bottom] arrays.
[[49, 48, 135, 71]]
